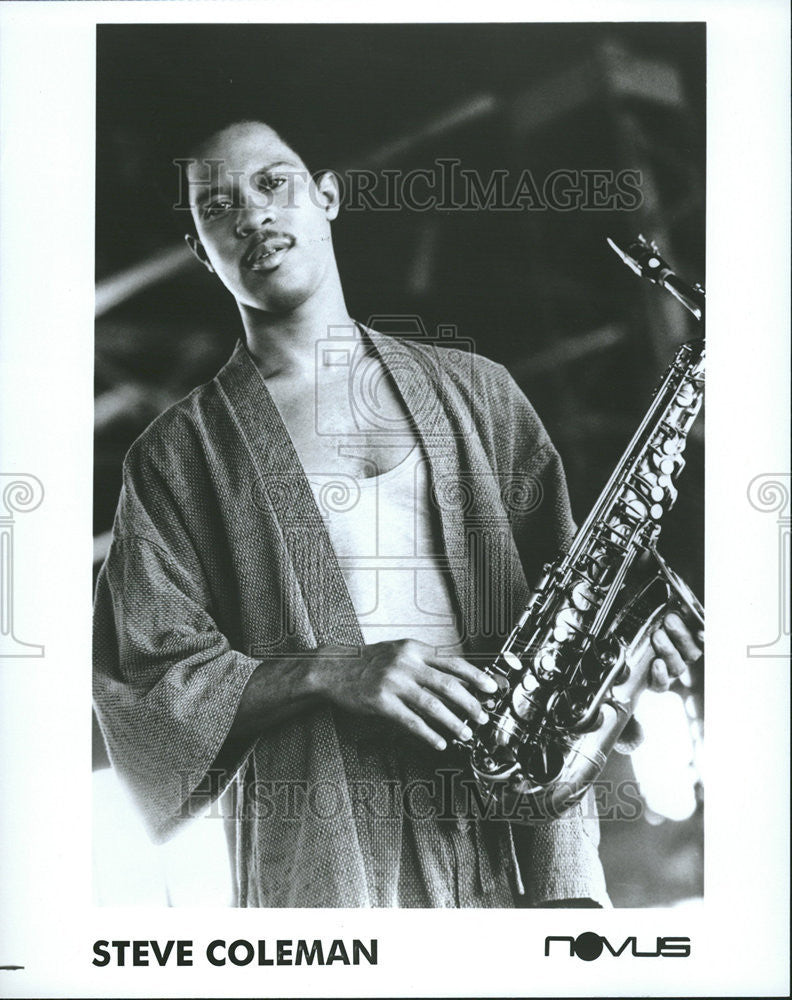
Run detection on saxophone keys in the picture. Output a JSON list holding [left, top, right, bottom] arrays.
[[553, 605, 583, 643], [483, 671, 511, 707], [624, 495, 649, 519], [512, 672, 542, 721], [571, 579, 596, 610], [535, 648, 561, 681], [502, 650, 523, 672], [597, 636, 628, 677], [656, 455, 676, 476]]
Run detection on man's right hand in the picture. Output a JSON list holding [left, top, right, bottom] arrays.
[[311, 639, 499, 750]]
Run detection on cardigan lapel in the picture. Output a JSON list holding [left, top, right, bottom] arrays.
[[213, 340, 364, 648], [365, 328, 475, 650], [367, 328, 527, 655]]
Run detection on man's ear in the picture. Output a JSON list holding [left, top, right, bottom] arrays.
[[312, 170, 341, 221], [185, 234, 215, 273]]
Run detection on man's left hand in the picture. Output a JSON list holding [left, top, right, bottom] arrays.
[[649, 612, 704, 691]]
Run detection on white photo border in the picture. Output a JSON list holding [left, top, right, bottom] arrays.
[[0, 1, 789, 997]]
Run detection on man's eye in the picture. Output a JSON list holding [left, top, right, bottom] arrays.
[[204, 201, 232, 218], [256, 175, 287, 192]]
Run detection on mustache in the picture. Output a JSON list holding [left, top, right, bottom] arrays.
[[243, 231, 296, 268]]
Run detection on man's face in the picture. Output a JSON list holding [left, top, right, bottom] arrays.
[[186, 123, 339, 313]]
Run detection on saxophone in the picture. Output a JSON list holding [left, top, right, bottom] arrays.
[[462, 235, 705, 819]]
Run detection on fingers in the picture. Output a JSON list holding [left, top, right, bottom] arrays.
[[651, 627, 687, 675], [380, 694, 449, 751], [649, 657, 671, 692], [427, 652, 498, 694], [663, 612, 704, 664], [402, 682, 477, 744], [421, 666, 489, 726], [648, 656, 691, 691], [362, 639, 496, 749], [645, 611, 705, 693]]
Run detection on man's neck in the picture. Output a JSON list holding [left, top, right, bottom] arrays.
[[238, 279, 357, 381]]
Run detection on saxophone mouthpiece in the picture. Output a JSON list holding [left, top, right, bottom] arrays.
[[606, 236, 642, 277], [608, 234, 705, 321]]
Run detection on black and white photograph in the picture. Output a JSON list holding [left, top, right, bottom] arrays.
[[0, 2, 789, 998], [92, 21, 707, 912]]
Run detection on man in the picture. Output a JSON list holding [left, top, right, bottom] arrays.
[[93, 120, 702, 907]]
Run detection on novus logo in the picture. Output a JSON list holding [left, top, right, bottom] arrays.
[[545, 932, 691, 960]]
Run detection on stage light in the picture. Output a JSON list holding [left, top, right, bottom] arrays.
[[631, 689, 700, 822]]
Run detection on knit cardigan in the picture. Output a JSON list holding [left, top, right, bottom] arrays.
[[93, 329, 608, 907]]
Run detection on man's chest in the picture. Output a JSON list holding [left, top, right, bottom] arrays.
[[266, 353, 419, 479]]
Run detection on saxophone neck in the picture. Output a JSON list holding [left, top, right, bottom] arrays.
[[661, 273, 706, 322]]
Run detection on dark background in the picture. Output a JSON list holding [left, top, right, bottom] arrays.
[[95, 21, 705, 907]]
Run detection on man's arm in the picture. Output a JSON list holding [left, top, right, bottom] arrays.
[[95, 527, 497, 842], [228, 639, 498, 749]]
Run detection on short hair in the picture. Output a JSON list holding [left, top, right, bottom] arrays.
[[189, 119, 308, 168], [171, 119, 313, 235]]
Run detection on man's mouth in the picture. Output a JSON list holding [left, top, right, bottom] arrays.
[[244, 235, 295, 271]]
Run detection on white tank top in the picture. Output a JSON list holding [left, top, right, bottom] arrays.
[[307, 446, 464, 655]]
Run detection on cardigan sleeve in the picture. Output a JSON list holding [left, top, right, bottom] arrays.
[[93, 446, 261, 844], [513, 793, 611, 907], [482, 362, 577, 581]]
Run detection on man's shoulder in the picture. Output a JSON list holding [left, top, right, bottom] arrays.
[[371, 328, 501, 367], [368, 328, 511, 393], [124, 337, 263, 470], [122, 368, 228, 476], [370, 330, 551, 465]]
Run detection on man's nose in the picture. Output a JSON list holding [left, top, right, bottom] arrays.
[[234, 194, 276, 237]]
